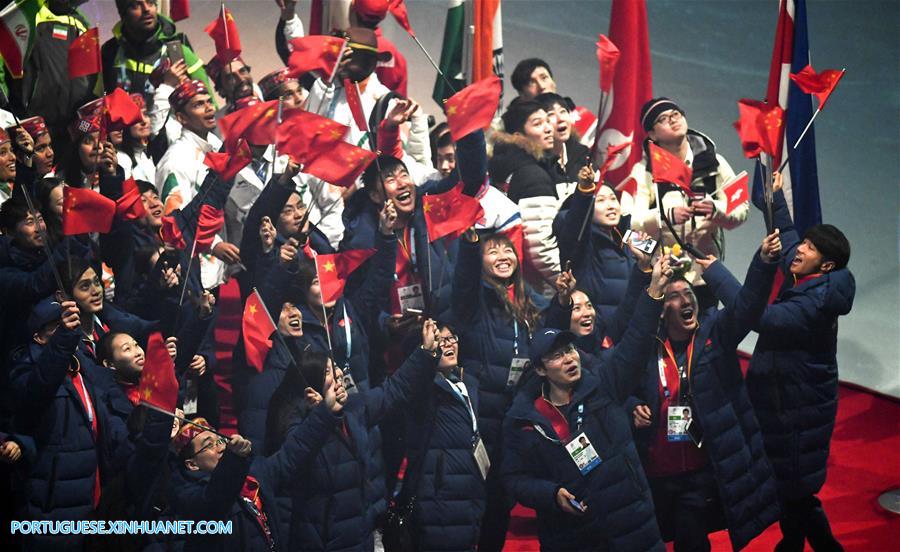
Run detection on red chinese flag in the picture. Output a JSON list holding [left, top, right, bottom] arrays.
[[423, 183, 485, 242], [734, 98, 784, 159], [315, 249, 377, 304], [115, 177, 147, 221], [722, 171, 749, 216], [62, 187, 116, 235], [303, 141, 376, 188], [104, 88, 143, 131], [68, 27, 101, 79], [138, 332, 179, 413], [218, 99, 280, 150], [204, 139, 252, 181], [389, 0, 415, 37], [789, 64, 845, 110], [445, 75, 501, 142], [243, 289, 276, 373], [596, 34, 620, 93], [733, 99, 765, 159], [343, 78, 369, 132], [276, 109, 348, 164], [170, 0, 191, 22], [648, 142, 692, 194], [287, 36, 346, 78], [160, 216, 186, 249], [205, 5, 241, 63], [195, 205, 224, 253]]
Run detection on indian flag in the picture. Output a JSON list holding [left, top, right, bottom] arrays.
[[0, 0, 41, 78], [433, 0, 503, 108]]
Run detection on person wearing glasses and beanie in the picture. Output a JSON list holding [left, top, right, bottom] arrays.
[[629, 97, 748, 309]]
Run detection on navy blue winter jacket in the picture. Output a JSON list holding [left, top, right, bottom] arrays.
[[404, 369, 486, 551], [8, 328, 132, 551], [451, 237, 536, 458], [746, 190, 855, 500], [501, 291, 665, 551], [553, 187, 636, 324], [628, 255, 781, 550], [287, 347, 438, 551]]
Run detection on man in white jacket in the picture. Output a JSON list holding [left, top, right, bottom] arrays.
[[155, 80, 235, 290], [630, 97, 748, 308]]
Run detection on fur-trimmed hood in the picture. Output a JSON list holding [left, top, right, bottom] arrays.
[[488, 130, 547, 186]]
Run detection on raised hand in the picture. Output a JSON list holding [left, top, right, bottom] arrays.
[[577, 164, 596, 189], [383, 99, 420, 131], [225, 434, 252, 458], [648, 254, 673, 298], [421, 318, 440, 353], [280, 237, 299, 265], [378, 200, 398, 235], [555, 267, 577, 307], [61, 300, 80, 331], [760, 229, 782, 263], [165, 336, 178, 362], [259, 216, 276, 253]]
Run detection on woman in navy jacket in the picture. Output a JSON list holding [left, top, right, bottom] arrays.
[[452, 229, 543, 551], [500, 255, 670, 551], [747, 179, 855, 551], [626, 234, 783, 551], [553, 165, 636, 324], [403, 323, 487, 551], [285, 321, 441, 551]]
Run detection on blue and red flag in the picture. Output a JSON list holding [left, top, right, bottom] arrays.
[[753, 0, 821, 235]]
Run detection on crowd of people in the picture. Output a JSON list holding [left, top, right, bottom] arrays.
[[0, 1, 856, 551]]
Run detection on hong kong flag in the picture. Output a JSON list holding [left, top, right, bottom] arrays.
[[423, 183, 484, 242], [594, 0, 652, 191], [722, 171, 749, 216], [444, 75, 501, 141]]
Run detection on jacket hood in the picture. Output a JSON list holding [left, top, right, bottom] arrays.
[[821, 268, 855, 316], [488, 130, 546, 185]]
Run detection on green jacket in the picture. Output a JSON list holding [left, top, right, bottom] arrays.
[[100, 15, 213, 102]]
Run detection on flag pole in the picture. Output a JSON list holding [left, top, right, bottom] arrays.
[[177, 235, 199, 308], [411, 35, 457, 95], [220, 3, 228, 47], [141, 402, 231, 439], [775, 106, 821, 174], [312, 255, 334, 353]]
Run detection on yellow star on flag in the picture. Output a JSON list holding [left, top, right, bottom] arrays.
[[447, 105, 458, 116], [248, 304, 257, 316], [423, 202, 432, 213], [323, 260, 336, 272], [143, 388, 152, 400]]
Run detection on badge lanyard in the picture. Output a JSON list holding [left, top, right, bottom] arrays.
[[657, 335, 696, 402], [513, 321, 520, 358], [341, 304, 352, 370], [447, 377, 479, 438], [574, 403, 584, 435], [74, 371, 94, 425], [395, 226, 418, 279]]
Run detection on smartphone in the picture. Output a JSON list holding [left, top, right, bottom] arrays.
[[165, 40, 184, 66], [568, 498, 586, 512], [685, 419, 704, 448], [622, 229, 658, 255]]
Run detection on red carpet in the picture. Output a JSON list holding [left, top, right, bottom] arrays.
[[214, 280, 900, 550]]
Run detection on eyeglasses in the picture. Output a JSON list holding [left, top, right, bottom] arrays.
[[543, 343, 577, 364], [190, 436, 226, 458], [654, 110, 683, 127], [438, 335, 458, 346]]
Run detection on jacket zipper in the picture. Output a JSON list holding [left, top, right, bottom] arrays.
[[45, 454, 59, 510]]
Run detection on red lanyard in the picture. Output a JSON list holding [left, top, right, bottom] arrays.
[[657, 334, 696, 400]]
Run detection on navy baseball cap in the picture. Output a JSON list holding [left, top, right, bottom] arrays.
[[530, 328, 577, 367], [27, 297, 62, 334]]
